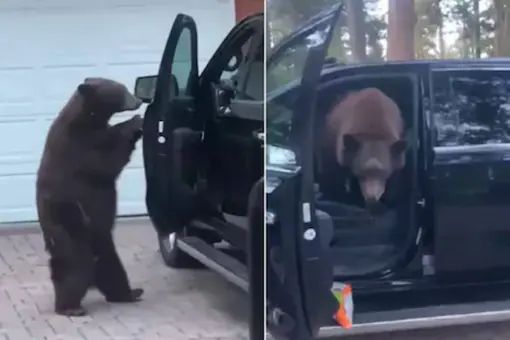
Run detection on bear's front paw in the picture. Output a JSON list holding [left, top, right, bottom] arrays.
[[106, 288, 144, 303], [130, 114, 143, 131]]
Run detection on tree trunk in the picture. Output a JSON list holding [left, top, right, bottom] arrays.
[[462, 25, 470, 58], [346, 0, 367, 62], [494, 0, 510, 57], [473, 0, 481, 58], [387, 0, 417, 60], [438, 20, 445, 58]]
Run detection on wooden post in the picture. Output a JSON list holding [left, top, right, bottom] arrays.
[[235, 0, 264, 22], [387, 0, 416, 60]]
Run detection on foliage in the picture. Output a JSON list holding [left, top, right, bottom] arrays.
[[267, 0, 510, 62]]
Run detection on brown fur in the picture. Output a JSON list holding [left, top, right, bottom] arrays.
[[36, 78, 144, 316], [324, 88, 407, 203]]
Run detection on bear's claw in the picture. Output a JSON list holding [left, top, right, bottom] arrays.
[[106, 288, 144, 303], [55, 307, 88, 317]]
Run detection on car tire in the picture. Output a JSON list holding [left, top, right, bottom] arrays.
[[158, 230, 204, 269]]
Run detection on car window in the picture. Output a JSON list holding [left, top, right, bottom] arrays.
[[266, 20, 334, 95], [172, 27, 192, 94], [221, 36, 253, 81], [267, 18, 337, 150], [266, 97, 294, 146], [432, 69, 510, 147], [225, 33, 264, 100]]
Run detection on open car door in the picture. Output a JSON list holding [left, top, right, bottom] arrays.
[[135, 14, 201, 236], [266, 4, 343, 340]]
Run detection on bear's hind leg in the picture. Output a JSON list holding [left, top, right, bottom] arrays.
[[48, 238, 94, 316], [41, 200, 95, 316], [51, 259, 92, 316], [92, 233, 144, 303]]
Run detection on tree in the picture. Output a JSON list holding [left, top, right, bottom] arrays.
[[493, 0, 510, 56], [474, 0, 482, 58], [387, 0, 417, 60], [346, 0, 367, 61], [414, 0, 442, 59]]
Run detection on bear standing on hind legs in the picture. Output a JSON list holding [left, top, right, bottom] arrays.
[[36, 77, 145, 316]]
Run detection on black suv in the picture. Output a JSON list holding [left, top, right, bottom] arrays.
[[267, 4, 510, 340], [134, 12, 264, 339]]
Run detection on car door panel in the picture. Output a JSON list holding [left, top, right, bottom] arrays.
[[200, 15, 264, 217], [266, 4, 344, 339], [431, 66, 510, 279], [206, 115, 263, 216], [142, 14, 201, 235]]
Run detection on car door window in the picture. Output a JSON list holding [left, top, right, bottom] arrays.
[[172, 27, 193, 95], [220, 36, 253, 81], [267, 18, 337, 95], [266, 39, 309, 94], [432, 69, 510, 147], [219, 28, 264, 101], [267, 21, 335, 147]]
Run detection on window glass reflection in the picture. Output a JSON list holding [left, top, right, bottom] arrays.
[[433, 70, 510, 147]]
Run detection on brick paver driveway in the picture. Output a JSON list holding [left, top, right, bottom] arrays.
[[0, 218, 248, 340]]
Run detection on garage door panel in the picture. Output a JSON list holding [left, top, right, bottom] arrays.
[[0, 104, 39, 120], [0, 157, 40, 175], [0, 69, 40, 103], [0, 121, 49, 155], [0, 0, 235, 223], [117, 166, 146, 214], [39, 67, 104, 100], [0, 0, 233, 11], [99, 63, 160, 90], [0, 173, 36, 211]]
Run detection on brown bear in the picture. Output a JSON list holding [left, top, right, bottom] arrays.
[[36, 77, 144, 316], [324, 87, 408, 209]]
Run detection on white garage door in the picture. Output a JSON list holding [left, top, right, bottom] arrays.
[[0, 0, 235, 223]]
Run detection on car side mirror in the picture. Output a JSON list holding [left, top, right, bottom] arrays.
[[134, 75, 157, 103]]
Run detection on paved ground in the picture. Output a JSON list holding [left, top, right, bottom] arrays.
[[4, 219, 510, 340], [0, 218, 248, 340]]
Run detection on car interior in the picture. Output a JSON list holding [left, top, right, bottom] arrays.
[[200, 22, 264, 230], [311, 75, 419, 278]]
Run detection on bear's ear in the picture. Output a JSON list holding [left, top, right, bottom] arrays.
[[343, 134, 359, 151], [77, 83, 95, 97], [391, 140, 407, 155]]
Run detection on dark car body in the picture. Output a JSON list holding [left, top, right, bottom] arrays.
[[134, 12, 264, 340], [267, 4, 510, 340]]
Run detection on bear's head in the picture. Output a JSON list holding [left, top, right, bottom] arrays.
[[340, 133, 407, 209], [76, 77, 142, 123]]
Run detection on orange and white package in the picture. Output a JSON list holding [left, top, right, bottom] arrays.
[[331, 283, 353, 328]]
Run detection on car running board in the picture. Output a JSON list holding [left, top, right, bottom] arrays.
[[176, 236, 249, 292], [317, 298, 510, 337], [191, 217, 247, 250]]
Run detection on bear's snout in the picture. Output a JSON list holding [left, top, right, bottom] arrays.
[[124, 93, 143, 111], [359, 177, 386, 202]]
